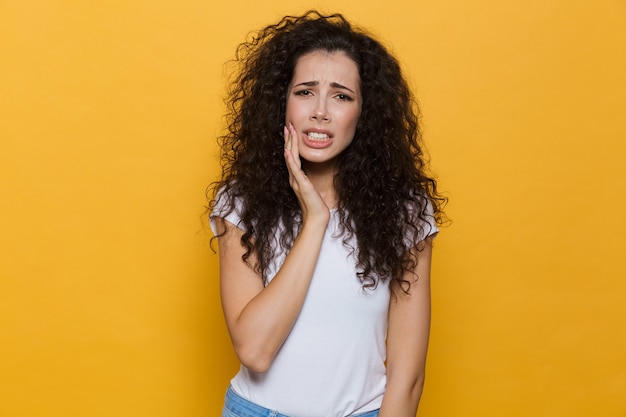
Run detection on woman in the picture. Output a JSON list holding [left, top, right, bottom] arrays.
[[209, 10, 445, 417]]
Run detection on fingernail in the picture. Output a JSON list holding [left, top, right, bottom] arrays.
[[283, 126, 288, 137]]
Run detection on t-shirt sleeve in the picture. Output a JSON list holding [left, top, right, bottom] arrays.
[[421, 198, 439, 240], [404, 196, 439, 248], [209, 188, 247, 236]]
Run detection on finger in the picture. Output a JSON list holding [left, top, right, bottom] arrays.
[[283, 148, 299, 187], [284, 148, 302, 182], [284, 126, 295, 174], [284, 145, 310, 191], [288, 123, 301, 170], [283, 125, 290, 151]]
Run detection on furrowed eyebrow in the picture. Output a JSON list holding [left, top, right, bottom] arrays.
[[292, 81, 356, 94]]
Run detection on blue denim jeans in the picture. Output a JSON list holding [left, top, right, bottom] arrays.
[[222, 386, 380, 417]]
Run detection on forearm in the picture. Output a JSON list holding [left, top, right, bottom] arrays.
[[225, 219, 327, 371], [378, 373, 425, 417]]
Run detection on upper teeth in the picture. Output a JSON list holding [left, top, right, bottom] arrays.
[[308, 132, 329, 139]]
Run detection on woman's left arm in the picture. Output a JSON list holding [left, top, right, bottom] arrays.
[[379, 235, 435, 417]]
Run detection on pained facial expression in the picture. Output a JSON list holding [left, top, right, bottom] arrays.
[[285, 50, 362, 168]]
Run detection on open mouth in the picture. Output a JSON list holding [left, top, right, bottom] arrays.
[[304, 130, 332, 142], [303, 130, 333, 149]]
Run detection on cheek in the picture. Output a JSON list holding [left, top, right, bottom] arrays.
[[347, 108, 361, 130], [285, 100, 303, 122], [284, 100, 293, 121]]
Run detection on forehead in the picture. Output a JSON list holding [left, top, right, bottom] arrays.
[[291, 50, 360, 87]]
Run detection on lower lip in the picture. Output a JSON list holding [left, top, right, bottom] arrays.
[[302, 133, 333, 149]]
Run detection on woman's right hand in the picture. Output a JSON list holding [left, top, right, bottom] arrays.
[[217, 124, 331, 373], [283, 123, 330, 224]]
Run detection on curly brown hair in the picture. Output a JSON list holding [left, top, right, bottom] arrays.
[[208, 10, 446, 291]]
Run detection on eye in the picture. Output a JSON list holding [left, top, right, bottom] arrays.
[[336, 93, 353, 102], [294, 89, 312, 96]]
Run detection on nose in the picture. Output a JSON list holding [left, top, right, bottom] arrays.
[[310, 98, 330, 122]]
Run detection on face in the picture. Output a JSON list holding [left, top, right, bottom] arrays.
[[285, 50, 362, 169]]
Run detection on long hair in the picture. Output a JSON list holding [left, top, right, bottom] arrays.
[[208, 10, 446, 291]]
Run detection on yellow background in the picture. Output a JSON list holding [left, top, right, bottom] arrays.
[[1, 0, 625, 416]]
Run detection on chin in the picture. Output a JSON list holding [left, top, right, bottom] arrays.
[[300, 154, 341, 169]]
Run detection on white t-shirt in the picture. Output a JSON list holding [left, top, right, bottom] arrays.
[[211, 196, 437, 417]]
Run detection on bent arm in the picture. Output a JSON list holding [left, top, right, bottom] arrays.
[[379, 236, 434, 417], [215, 214, 327, 373], [216, 124, 331, 373]]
